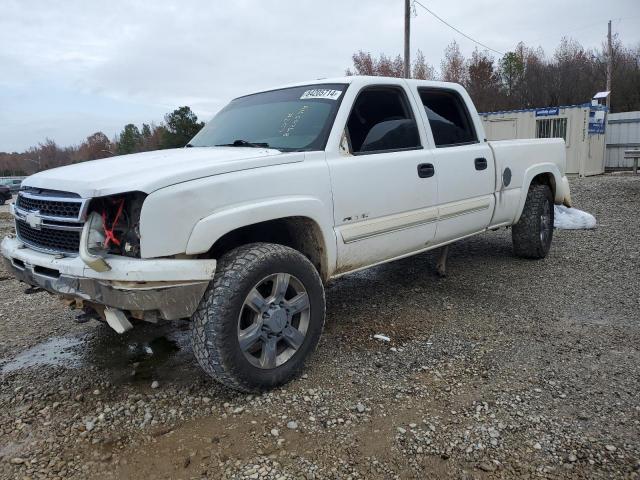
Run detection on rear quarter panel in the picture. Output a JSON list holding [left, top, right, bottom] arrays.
[[488, 138, 567, 226]]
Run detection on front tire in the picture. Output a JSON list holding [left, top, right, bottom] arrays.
[[191, 243, 325, 392], [512, 183, 554, 259]]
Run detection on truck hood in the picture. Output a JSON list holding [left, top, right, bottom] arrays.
[[22, 147, 303, 198]]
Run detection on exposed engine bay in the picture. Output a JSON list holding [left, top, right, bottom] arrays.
[[85, 192, 146, 259]]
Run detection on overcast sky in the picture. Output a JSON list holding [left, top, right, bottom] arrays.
[[1, 0, 638, 152]]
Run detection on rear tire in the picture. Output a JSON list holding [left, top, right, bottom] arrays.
[[191, 243, 325, 392], [512, 184, 554, 259]]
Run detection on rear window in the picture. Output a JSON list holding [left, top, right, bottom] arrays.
[[419, 89, 478, 147]]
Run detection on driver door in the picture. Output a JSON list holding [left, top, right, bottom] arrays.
[[326, 83, 438, 273]]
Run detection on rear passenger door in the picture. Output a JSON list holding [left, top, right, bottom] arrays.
[[415, 87, 495, 243], [326, 83, 438, 273]]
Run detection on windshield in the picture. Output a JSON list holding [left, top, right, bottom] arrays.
[[189, 84, 347, 151]]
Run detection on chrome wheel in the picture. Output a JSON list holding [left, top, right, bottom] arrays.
[[237, 273, 310, 369]]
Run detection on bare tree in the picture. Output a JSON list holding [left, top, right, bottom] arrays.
[[71, 132, 113, 162], [519, 46, 551, 108], [346, 51, 376, 76], [346, 51, 404, 77], [608, 39, 640, 112], [465, 49, 501, 112], [553, 37, 599, 106], [412, 49, 436, 80], [441, 41, 467, 84]]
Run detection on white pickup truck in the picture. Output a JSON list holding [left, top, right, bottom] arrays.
[[2, 76, 571, 391]]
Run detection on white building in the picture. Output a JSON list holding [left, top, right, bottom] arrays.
[[605, 111, 640, 169], [481, 96, 608, 177]]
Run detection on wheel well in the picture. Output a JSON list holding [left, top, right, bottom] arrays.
[[530, 173, 556, 198], [206, 217, 329, 281]]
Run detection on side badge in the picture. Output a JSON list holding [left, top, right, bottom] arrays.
[[502, 167, 512, 187]]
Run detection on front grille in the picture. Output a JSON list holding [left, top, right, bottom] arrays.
[[16, 195, 82, 219], [16, 219, 81, 254], [14, 191, 87, 255]]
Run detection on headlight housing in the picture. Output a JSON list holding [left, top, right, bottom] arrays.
[[82, 192, 147, 264]]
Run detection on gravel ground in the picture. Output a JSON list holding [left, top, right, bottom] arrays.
[[0, 175, 638, 479]]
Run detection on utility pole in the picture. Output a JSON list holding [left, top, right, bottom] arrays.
[[606, 19, 612, 109], [404, 0, 411, 78]]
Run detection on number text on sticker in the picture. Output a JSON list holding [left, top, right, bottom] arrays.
[[300, 89, 342, 101]]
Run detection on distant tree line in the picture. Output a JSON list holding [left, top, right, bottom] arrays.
[[0, 106, 204, 176], [347, 35, 640, 114], [3, 35, 638, 176]]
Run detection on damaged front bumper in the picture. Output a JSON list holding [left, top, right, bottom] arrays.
[[1, 236, 216, 321]]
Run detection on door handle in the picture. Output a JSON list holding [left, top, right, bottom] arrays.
[[474, 157, 488, 171], [417, 163, 435, 178]]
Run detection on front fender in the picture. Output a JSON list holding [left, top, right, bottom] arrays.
[[185, 195, 337, 267]]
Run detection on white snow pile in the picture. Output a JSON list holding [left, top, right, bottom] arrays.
[[554, 205, 596, 230]]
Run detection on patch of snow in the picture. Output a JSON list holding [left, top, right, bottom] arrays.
[[554, 206, 596, 230]]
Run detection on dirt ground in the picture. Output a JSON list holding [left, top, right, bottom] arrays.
[[0, 175, 638, 479]]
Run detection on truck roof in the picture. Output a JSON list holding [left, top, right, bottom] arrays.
[[235, 76, 463, 99]]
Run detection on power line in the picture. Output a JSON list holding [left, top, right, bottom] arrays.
[[412, 0, 504, 56]]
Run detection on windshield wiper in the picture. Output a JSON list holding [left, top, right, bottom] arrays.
[[215, 139, 270, 148]]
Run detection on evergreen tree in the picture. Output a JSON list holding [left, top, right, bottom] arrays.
[[161, 106, 204, 149], [117, 124, 142, 155]]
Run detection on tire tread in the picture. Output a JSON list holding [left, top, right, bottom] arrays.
[[191, 243, 324, 392], [512, 184, 553, 259]]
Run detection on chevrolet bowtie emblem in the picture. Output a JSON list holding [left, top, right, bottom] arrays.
[[25, 211, 43, 230]]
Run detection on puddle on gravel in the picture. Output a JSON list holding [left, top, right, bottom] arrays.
[[81, 322, 193, 384], [110, 334, 182, 381], [1, 322, 191, 382], [0, 336, 84, 374]]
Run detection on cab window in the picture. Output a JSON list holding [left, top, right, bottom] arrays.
[[346, 86, 421, 154]]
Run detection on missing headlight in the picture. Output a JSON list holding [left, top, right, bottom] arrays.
[[87, 192, 146, 258]]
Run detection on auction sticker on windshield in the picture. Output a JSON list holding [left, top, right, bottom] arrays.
[[300, 89, 343, 101]]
